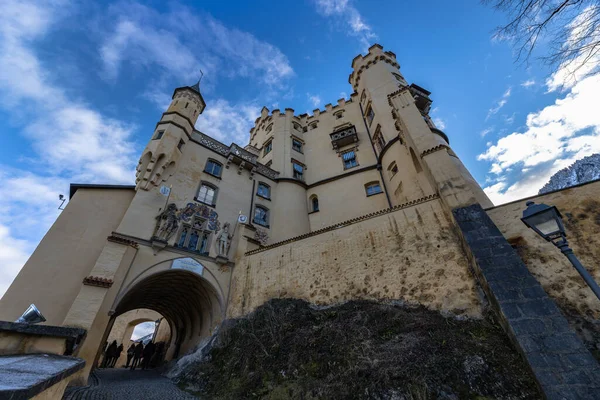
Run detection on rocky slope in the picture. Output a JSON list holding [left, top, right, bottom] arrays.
[[539, 153, 600, 194], [170, 299, 541, 399]]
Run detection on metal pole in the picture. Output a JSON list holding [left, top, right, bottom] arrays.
[[556, 239, 600, 301]]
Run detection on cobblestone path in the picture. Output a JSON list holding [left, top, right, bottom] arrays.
[[63, 368, 196, 399]]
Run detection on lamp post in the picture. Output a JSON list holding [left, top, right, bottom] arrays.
[[521, 201, 600, 301]]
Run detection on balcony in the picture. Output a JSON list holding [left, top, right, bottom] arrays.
[[409, 83, 432, 114], [330, 125, 358, 150]]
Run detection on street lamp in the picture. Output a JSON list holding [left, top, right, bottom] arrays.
[[522, 201, 600, 300]]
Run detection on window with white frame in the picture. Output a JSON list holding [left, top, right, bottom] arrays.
[[257, 182, 270, 199], [292, 138, 303, 153], [253, 206, 269, 227], [197, 183, 217, 205], [175, 218, 210, 255], [342, 150, 358, 169], [204, 160, 222, 177], [366, 105, 375, 126], [292, 162, 304, 180], [264, 140, 273, 155], [365, 182, 383, 196]]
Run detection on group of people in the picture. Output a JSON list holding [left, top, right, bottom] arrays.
[[101, 340, 166, 370]]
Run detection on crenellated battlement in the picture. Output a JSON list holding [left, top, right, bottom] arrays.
[[348, 43, 400, 90]]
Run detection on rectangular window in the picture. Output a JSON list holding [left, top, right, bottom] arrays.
[[257, 183, 270, 199], [374, 126, 386, 153], [177, 139, 185, 151], [204, 160, 222, 177], [253, 207, 269, 226], [365, 182, 383, 196], [366, 106, 375, 126], [264, 140, 273, 155], [176, 224, 210, 255], [293, 162, 304, 180], [342, 150, 358, 169], [153, 130, 164, 140], [292, 138, 303, 153], [197, 184, 216, 205]]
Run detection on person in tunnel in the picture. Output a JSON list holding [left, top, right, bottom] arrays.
[[111, 343, 123, 368], [130, 342, 144, 370], [102, 340, 117, 368], [125, 343, 135, 368], [141, 341, 156, 370]]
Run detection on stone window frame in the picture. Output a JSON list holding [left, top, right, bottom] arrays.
[[291, 136, 304, 154], [309, 121, 318, 130], [174, 217, 211, 256], [309, 194, 319, 213], [266, 123, 273, 133], [365, 181, 383, 197], [341, 149, 359, 170], [360, 90, 366, 104], [195, 181, 218, 207], [292, 159, 305, 181], [334, 110, 345, 120], [365, 103, 375, 126], [153, 130, 164, 140], [204, 159, 223, 178], [373, 125, 386, 153], [257, 182, 271, 200], [253, 205, 270, 228], [263, 139, 273, 156], [292, 122, 302, 132], [387, 161, 399, 178]]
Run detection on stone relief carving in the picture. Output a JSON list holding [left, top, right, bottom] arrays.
[[215, 222, 233, 257], [254, 228, 269, 246], [154, 203, 180, 241]]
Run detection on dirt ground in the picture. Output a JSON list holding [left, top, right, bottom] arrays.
[[174, 299, 541, 399]]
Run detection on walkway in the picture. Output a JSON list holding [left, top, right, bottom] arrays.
[[63, 368, 196, 399]]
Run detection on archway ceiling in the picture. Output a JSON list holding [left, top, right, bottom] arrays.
[[114, 270, 215, 337]]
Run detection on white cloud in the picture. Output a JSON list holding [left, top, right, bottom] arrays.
[[313, 0, 377, 50], [486, 87, 511, 120], [100, 3, 293, 88], [480, 127, 494, 137], [307, 93, 322, 107], [432, 118, 446, 130], [196, 99, 261, 145], [479, 73, 600, 205], [521, 79, 536, 88]]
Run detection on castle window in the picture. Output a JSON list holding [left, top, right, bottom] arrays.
[[293, 122, 302, 131], [365, 182, 383, 196], [334, 110, 344, 119], [303, 126, 308, 133], [292, 162, 304, 180], [264, 140, 273, 155], [257, 182, 271, 199], [177, 139, 185, 151], [392, 73, 404, 84], [175, 219, 210, 255], [266, 124, 273, 133], [342, 150, 358, 169], [360, 90, 366, 104], [310, 195, 319, 212], [204, 160, 222, 178], [373, 125, 386, 153], [309, 122, 317, 130], [185, 102, 189, 108], [153, 130, 164, 140], [253, 206, 269, 227], [292, 138, 303, 153], [196, 183, 217, 206], [388, 161, 399, 178], [366, 105, 375, 126]]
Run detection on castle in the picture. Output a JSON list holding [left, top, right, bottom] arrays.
[[1, 44, 599, 396]]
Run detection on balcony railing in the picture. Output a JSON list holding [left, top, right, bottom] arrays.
[[330, 125, 358, 150]]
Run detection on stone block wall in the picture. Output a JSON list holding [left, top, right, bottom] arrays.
[[228, 197, 482, 318], [454, 204, 600, 399]]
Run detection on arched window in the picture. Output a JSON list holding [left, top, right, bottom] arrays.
[[196, 182, 217, 206], [310, 196, 319, 212], [387, 161, 398, 178], [410, 148, 423, 173], [204, 160, 222, 177], [365, 181, 383, 196], [257, 182, 271, 199], [253, 206, 269, 227]]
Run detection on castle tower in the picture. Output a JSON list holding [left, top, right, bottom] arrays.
[[136, 81, 206, 190], [349, 44, 492, 209]]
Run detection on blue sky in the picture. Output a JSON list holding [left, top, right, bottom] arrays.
[[1, 0, 599, 296]]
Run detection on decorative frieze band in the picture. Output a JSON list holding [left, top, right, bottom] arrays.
[[421, 144, 450, 158], [245, 194, 439, 255], [107, 235, 139, 249], [82, 276, 113, 288]]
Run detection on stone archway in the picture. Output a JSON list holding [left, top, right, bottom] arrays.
[[109, 267, 223, 362]]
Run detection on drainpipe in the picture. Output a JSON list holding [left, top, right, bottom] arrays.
[[360, 102, 392, 209]]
